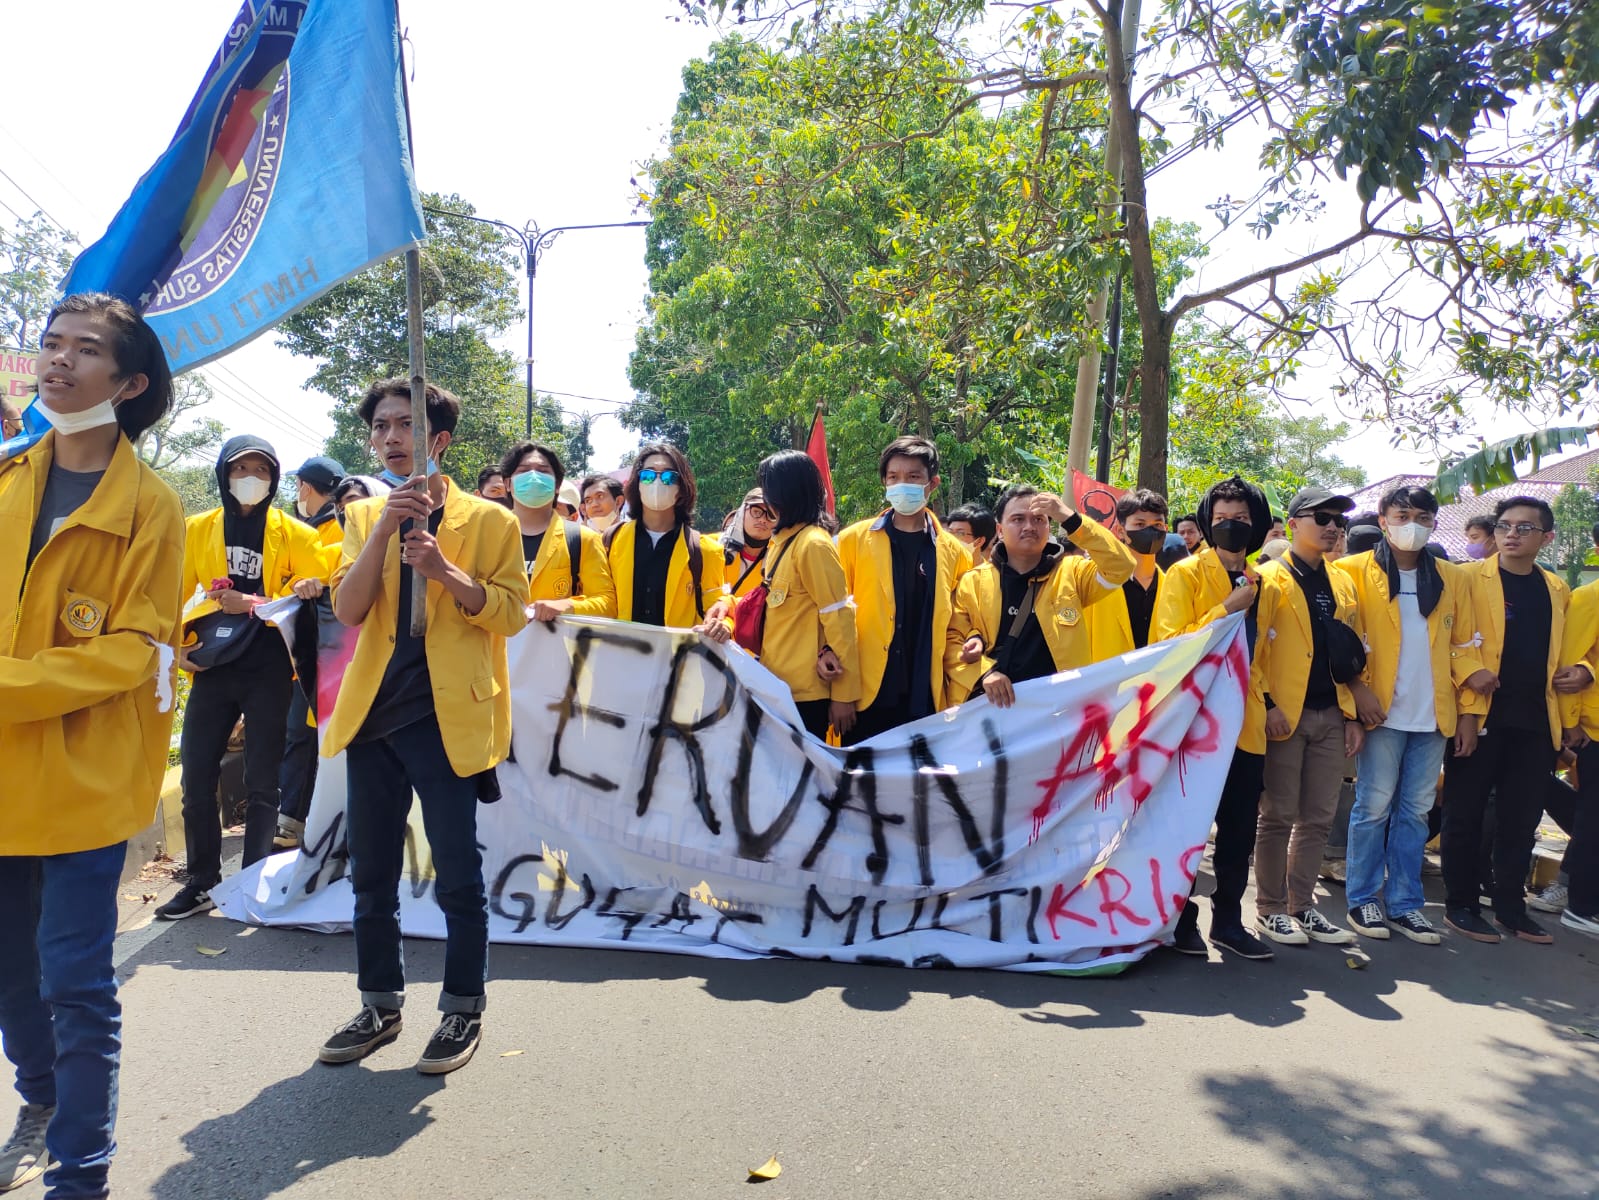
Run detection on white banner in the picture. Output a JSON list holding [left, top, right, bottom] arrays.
[[216, 610, 1247, 975]]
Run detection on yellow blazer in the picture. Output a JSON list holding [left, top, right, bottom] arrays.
[[755, 524, 861, 704], [606, 520, 725, 628], [1151, 545, 1269, 753], [180, 503, 328, 631], [0, 433, 185, 856], [721, 542, 768, 601], [1559, 578, 1599, 737], [526, 513, 617, 617], [1331, 550, 1484, 736], [1457, 557, 1569, 748], [945, 516, 1136, 701], [323, 479, 528, 777], [1083, 566, 1163, 663], [838, 510, 973, 712], [1255, 554, 1362, 735]]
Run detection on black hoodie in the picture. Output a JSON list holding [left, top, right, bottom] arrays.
[[214, 434, 280, 593]]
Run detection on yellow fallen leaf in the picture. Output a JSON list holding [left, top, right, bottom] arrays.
[[748, 1155, 781, 1181], [196, 946, 227, 957], [500, 1050, 525, 1057], [1345, 956, 1367, 970]]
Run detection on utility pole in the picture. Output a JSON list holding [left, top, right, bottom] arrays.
[[1065, 0, 1143, 482]]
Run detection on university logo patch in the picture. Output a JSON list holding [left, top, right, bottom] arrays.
[[65, 598, 104, 634]]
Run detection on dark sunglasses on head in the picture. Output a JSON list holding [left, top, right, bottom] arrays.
[[637, 468, 681, 486], [1300, 510, 1348, 528]]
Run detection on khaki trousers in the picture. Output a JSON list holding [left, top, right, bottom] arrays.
[[1257, 705, 1347, 917]]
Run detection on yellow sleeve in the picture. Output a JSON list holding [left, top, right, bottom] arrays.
[[461, 507, 531, 638], [279, 512, 333, 595], [1151, 560, 1228, 640], [0, 491, 185, 722], [837, 524, 860, 592], [796, 534, 860, 704], [696, 534, 725, 614], [945, 572, 992, 703], [1065, 515, 1137, 603], [180, 515, 203, 611], [572, 528, 616, 618], [1558, 583, 1599, 728], [329, 502, 372, 598]]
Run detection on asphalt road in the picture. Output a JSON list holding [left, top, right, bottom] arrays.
[[75, 867, 1599, 1200]]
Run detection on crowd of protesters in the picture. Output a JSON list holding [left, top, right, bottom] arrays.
[[3, 294, 1599, 1198]]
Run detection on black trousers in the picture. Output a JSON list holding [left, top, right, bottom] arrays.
[[277, 684, 318, 827], [178, 634, 294, 888], [795, 699, 832, 740], [1568, 745, 1599, 915], [1441, 727, 1555, 921], [1178, 748, 1263, 934]]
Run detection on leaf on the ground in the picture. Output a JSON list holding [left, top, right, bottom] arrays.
[[500, 1049, 525, 1057], [142, 893, 156, 903], [748, 1155, 782, 1181], [1345, 956, 1368, 970], [195, 946, 228, 957]]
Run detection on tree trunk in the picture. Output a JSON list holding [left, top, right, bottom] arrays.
[[1101, 4, 1170, 496]]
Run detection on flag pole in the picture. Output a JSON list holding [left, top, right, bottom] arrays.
[[405, 246, 428, 637]]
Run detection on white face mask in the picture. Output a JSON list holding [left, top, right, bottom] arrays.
[[1385, 522, 1431, 553], [36, 381, 127, 435], [231, 475, 273, 507], [296, 498, 312, 519], [641, 481, 679, 513]]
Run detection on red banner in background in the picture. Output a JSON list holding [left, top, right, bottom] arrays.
[[1072, 471, 1125, 526], [807, 409, 836, 517]]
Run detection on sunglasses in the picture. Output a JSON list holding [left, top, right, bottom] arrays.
[[1298, 510, 1348, 529], [637, 469, 681, 486]]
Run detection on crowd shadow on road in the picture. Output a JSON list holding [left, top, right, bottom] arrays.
[[145, 1061, 444, 1200], [1124, 1046, 1599, 1200]]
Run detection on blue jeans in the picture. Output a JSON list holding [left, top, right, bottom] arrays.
[[0, 843, 125, 1200], [344, 714, 488, 1014], [1348, 726, 1445, 915]]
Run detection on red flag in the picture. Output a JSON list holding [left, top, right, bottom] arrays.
[[807, 408, 836, 517], [1071, 470, 1125, 526]]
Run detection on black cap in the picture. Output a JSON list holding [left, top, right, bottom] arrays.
[[295, 456, 344, 492], [1287, 486, 1355, 517]]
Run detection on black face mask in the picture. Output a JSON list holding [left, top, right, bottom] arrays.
[[742, 534, 770, 552], [1126, 526, 1165, 555], [1210, 519, 1253, 554]]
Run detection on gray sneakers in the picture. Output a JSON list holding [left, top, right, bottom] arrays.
[[0, 1103, 53, 1193]]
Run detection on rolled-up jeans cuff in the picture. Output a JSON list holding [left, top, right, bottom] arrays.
[[440, 990, 486, 1015], [360, 989, 404, 1012]]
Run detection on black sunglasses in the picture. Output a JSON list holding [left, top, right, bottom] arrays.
[[1298, 510, 1348, 529]]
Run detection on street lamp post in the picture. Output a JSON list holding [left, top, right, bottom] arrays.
[[422, 206, 648, 436]]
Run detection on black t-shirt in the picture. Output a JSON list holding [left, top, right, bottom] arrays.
[[27, 464, 104, 570], [632, 524, 678, 626], [1122, 574, 1159, 650], [1287, 551, 1338, 711], [876, 522, 936, 719], [1494, 567, 1552, 730], [356, 507, 445, 743], [521, 530, 547, 578], [990, 564, 1057, 687]]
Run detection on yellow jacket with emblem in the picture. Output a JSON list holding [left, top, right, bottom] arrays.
[[526, 513, 616, 617], [1152, 545, 1270, 753], [1455, 557, 1570, 748], [1558, 577, 1599, 738], [605, 520, 726, 628], [838, 510, 973, 713], [179, 505, 329, 635], [720, 539, 769, 602], [1330, 549, 1484, 737], [945, 516, 1137, 701], [323, 479, 528, 776], [0, 433, 185, 856], [1254, 553, 1362, 735], [744, 523, 861, 704], [1082, 565, 1163, 663]]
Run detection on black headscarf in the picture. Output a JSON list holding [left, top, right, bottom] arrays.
[[1374, 536, 1443, 617], [1196, 476, 1271, 555], [214, 434, 280, 588]]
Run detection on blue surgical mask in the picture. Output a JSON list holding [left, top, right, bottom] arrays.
[[378, 456, 438, 488], [884, 483, 927, 517], [511, 470, 557, 508]]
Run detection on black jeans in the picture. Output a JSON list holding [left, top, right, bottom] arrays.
[[1178, 748, 1263, 934], [1568, 745, 1599, 915], [277, 684, 318, 827], [179, 634, 294, 888], [795, 699, 831, 740], [345, 713, 487, 1014], [1441, 727, 1555, 921]]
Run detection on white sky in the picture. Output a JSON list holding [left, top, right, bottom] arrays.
[[0, 1, 1561, 484]]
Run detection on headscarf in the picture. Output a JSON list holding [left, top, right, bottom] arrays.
[[1375, 534, 1443, 617], [1196, 476, 1271, 555]]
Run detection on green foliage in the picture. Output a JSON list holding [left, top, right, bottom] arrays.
[[274, 193, 581, 491], [1552, 481, 1598, 586], [1433, 425, 1596, 501], [0, 212, 76, 350]]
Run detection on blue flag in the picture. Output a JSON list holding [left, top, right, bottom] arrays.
[[0, 0, 424, 460]]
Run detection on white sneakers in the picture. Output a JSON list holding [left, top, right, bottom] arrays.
[[0, 1103, 53, 1193], [1256, 910, 1356, 945]]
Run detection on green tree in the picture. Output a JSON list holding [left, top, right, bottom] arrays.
[[136, 374, 226, 472], [1551, 481, 1597, 587], [0, 212, 76, 350]]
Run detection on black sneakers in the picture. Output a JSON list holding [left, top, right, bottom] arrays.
[[1348, 902, 1390, 940], [1210, 924, 1275, 960], [1496, 912, 1554, 944], [1170, 922, 1209, 956], [1388, 910, 1442, 944], [155, 882, 215, 921], [1445, 907, 1501, 943], [318, 1006, 403, 1065], [417, 1014, 482, 1075]]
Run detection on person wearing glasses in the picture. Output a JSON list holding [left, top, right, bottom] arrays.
[[1251, 487, 1366, 948], [1441, 495, 1586, 944], [603, 443, 724, 627], [719, 487, 778, 601]]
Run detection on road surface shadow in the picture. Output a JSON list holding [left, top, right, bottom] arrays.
[[1126, 1048, 1599, 1199], [145, 1061, 444, 1200]]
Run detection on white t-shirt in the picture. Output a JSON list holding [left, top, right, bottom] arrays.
[[1385, 568, 1437, 733]]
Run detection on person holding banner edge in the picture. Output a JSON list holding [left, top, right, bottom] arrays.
[[0, 295, 183, 1200], [317, 378, 527, 1074]]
